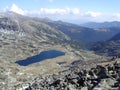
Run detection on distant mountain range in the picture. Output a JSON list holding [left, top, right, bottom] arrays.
[[81, 21, 120, 28], [81, 21, 120, 56], [91, 32, 120, 56], [41, 20, 120, 44]]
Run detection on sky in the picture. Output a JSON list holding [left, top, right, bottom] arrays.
[[1, 0, 120, 23]]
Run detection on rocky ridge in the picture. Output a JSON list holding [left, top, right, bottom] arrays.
[[15, 59, 120, 90]]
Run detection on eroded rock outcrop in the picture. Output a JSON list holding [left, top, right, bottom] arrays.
[[15, 61, 120, 90]]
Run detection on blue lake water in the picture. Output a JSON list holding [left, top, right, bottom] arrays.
[[15, 50, 65, 66]]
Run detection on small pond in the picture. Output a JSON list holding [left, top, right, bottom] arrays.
[[15, 50, 65, 66]]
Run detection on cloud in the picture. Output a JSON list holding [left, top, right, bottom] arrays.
[[2, 4, 26, 15], [113, 13, 120, 18], [3, 4, 120, 23], [32, 8, 102, 18], [85, 11, 102, 17], [26, 8, 81, 15], [40, 8, 69, 15], [10, 4, 25, 15]]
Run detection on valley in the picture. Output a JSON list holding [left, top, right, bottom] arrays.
[[0, 12, 120, 90]]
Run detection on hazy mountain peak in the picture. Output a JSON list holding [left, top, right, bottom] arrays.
[[82, 21, 120, 28]]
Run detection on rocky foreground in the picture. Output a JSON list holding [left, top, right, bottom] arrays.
[[15, 60, 120, 90]]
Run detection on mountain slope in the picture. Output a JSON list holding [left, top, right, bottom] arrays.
[[0, 12, 103, 64], [0, 12, 70, 62], [91, 32, 120, 56], [0, 12, 106, 89], [41, 20, 120, 44], [110, 32, 120, 41]]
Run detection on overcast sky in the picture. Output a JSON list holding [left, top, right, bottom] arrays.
[[1, 0, 120, 24]]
